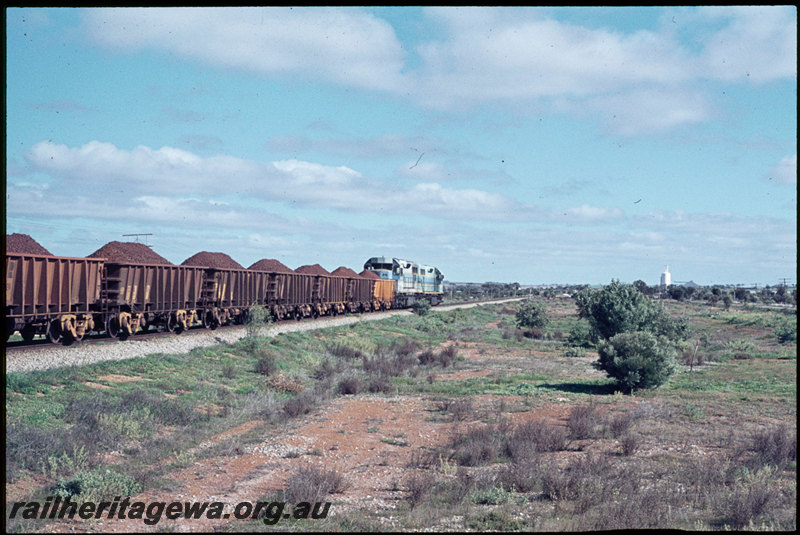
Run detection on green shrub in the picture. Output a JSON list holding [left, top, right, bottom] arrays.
[[515, 299, 550, 329], [564, 346, 585, 358], [53, 469, 141, 502], [411, 300, 432, 316], [578, 280, 687, 341], [567, 321, 598, 348], [725, 339, 758, 360], [244, 302, 271, 337], [595, 331, 678, 393], [471, 484, 513, 505], [775, 319, 797, 344]]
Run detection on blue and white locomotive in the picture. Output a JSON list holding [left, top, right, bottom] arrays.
[[363, 256, 444, 307]]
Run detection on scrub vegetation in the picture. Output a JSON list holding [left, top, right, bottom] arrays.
[[5, 293, 796, 532]]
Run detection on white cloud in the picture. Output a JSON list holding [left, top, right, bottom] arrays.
[[416, 8, 690, 103], [80, 7, 796, 135], [768, 154, 797, 185], [695, 6, 797, 82], [576, 88, 710, 135], [563, 204, 624, 221], [83, 7, 408, 92], [20, 140, 526, 222]]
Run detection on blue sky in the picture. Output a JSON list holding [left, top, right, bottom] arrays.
[[5, 7, 796, 285]]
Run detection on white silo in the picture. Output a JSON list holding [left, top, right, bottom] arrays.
[[660, 265, 671, 289]]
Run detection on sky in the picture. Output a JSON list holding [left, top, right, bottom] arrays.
[[4, 6, 797, 286]]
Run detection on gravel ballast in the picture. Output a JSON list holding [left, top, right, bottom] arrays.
[[6, 311, 409, 373], [6, 299, 523, 374]]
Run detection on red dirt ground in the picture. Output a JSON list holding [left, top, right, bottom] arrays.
[[35, 390, 578, 533]]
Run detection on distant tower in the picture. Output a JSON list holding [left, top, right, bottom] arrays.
[[660, 265, 672, 290]]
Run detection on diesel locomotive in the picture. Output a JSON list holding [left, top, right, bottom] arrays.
[[363, 257, 444, 307]]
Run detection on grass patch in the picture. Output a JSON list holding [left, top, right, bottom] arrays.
[[5, 298, 796, 532]]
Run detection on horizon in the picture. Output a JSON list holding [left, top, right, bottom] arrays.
[[5, 7, 796, 287]]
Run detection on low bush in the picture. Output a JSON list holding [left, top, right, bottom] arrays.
[[500, 458, 545, 493], [450, 425, 500, 466], [523, 327, 544, 339], [221, 363, 237, 379], [775, 319, 797, 344], [328, 341, 366, 360], [437, 345, 458, 367], [337, 376, 363, 395], [567, 404, 599, 440], [282, 465, 348, 503], [255, 350, 279, 376], [507, 419, 569, 458], [404, 471, 436, 509], [391, 338, 421, 357], [515, 299, 550, 329], [724, 339, 758, 360], [595, 331, 678, 393], [312, 358, 340, 380], [606, 412, 635, 438], [417, 350, 437, 366], [366, 376, 394, 394], [620, 433, 639, 456], [448, 397, 474, 422], [268, 373, 305, 394], [471, 484, 513, 505], [719, 468, 775, 529], [283, 393, 314, 418], [750, 425, 796, 468], [363, 352, 416, 377], [568, 321, 598, 348], [53, 469, 141, 502], [411, 300, 432, 316]]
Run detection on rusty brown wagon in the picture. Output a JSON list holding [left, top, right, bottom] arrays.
[[5, 253, 104, 344], [100, 262, 207, 337]]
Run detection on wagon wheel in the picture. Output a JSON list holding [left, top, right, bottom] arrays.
[[47, 321, 63, 344], [167, 314, 184, 335], [106, 316, 120, 338], [293, 309, 301, 321], [71, 329, 84, 344], [61, 329, 76, 346], [139, 315, 150, 334], [20, 325, 36, 342], [118, 314, 131, 340], [203, 310, 219, 330]]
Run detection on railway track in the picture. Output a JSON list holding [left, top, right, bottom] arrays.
[[5, 298, 524, 374]]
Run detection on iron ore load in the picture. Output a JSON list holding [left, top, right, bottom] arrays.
[[5, 235, 444, 345]]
